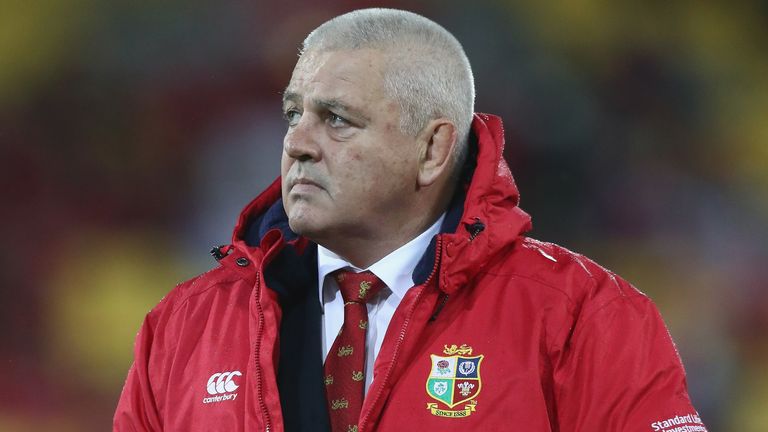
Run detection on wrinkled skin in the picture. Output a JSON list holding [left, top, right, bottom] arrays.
[[281, 49, 429, 266]]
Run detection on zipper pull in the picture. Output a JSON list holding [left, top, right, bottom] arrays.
[[210, 244, 233, 261], [465, 218, 485, 241]]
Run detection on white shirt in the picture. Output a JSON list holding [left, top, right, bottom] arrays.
[[317, 214, 445, 393]]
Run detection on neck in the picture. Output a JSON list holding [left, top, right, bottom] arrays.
[[338, 180, 457, 268], [317, 208, 444, 269]]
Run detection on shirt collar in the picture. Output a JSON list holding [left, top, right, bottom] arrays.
[[317, 213, 446, 303]]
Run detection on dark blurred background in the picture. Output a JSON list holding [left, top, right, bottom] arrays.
[[1, 1, 766, 430]]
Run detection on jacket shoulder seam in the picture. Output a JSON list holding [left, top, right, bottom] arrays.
[[167, 268, 250, 317], [570, 289, 651, 342], [544, 275, 593, 354], [481, 271, 579, 306]]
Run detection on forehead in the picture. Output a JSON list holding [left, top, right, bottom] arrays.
[[285, 49, 389, 106]]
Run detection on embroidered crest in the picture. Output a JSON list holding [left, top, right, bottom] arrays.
[[425, 344, 483, 418], [443, 344, 473, 355]]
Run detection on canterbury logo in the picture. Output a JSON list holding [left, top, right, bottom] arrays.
[[206, 371, 241, 395]]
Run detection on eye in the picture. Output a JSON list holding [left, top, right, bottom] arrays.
[[328, 113, 350, 128], [283, 108, 301, 127]]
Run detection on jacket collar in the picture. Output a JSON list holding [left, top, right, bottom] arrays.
[[230, 113, 532, 294], [434, 113, 532, 294]]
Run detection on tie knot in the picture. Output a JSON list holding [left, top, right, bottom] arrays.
[[332, 270, 385, 304]]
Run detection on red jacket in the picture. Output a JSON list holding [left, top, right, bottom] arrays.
[[115, 114, 706, 431]]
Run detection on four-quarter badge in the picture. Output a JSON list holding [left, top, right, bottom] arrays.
[[425, 344, 483, 418]]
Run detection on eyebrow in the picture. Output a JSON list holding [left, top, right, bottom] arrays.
[[282, 90, 301, 106], [282, 90, 371, 123]]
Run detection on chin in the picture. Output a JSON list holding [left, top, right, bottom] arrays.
[[287, 216, 307, 235], [285, 201, 343, 242], [287, 213, 321, 237]]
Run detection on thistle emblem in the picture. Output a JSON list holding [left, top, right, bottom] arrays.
[[325, 374, 334, 385], [352, 371, 364, 381], [359, 320, 368, 330]]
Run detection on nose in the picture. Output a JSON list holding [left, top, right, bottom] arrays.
[[283, 117, 321, 162]]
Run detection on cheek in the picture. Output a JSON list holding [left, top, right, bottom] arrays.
[[280, 151, 292, 175], [280, 154, 292, 196], [384, 120, 399, 134], [329, 153, 372, 198]]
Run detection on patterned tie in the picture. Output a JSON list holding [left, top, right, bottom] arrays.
[[324, 269, 386, 432]]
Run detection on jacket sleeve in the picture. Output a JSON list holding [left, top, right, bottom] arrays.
[[113, 311, 163, 432], [553, 276, 707, 431]]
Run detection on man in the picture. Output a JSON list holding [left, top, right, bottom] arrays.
[[115, 8, 707, 432]]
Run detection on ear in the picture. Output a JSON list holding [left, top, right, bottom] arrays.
[[416, 119, 457, 188]]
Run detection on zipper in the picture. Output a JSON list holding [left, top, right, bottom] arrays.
[[210, 244, 233, 261], [359, 237, 443, 431], [253, 271, 272, 432], [428, 293, 449, 322], [466, 218, 485, 241]]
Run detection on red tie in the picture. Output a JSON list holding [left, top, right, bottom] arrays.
[[324, 270, 386, 432]]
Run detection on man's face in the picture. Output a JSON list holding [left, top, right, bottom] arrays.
[[281, 49, 421, 245]]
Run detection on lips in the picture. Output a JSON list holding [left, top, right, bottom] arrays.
[[293, 178, 320, 187], [288, 176, 324, 193]]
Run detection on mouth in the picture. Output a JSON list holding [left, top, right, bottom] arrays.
[[294, 177, 320, 186], [289, 177, 324, 193]]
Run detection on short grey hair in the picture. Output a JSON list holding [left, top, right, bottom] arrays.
[[301, 8, 475, 172]]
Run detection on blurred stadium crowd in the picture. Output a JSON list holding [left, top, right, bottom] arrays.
[[1, 1, 766, 430]]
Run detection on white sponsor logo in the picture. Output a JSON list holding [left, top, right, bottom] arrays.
[[650, 413, 707, 431], [203, 371, 241, 404]]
